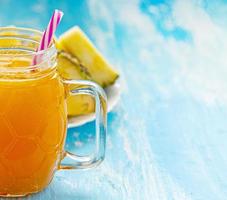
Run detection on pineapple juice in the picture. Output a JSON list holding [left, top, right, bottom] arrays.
[[0, 59, 67, 195]]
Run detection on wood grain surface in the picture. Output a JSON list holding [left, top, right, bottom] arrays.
[[0, 0, 226, 199]]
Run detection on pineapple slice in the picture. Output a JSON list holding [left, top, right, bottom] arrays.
[[58, 26, 119, 87], [57, 51, 91, 80], [57, 51, 95, 116]]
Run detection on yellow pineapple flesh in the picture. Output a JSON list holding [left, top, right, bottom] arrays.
[[56, 26, 119, 116], [58, 26, 119, 87], [57, 52, 95, 116]]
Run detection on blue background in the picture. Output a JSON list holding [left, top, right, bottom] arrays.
[[1, 0, 227, 199]]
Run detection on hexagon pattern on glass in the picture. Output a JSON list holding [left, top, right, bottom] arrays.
[[0, 70, 67, 195]]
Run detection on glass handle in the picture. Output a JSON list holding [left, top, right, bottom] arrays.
[[60, 80, 107, 169]]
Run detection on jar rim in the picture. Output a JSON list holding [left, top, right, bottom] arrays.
[[0, 26, 57, 76], [0, 26, 56, 57]]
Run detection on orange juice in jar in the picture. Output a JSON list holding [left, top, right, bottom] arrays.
[[0, 27, 107, 197]]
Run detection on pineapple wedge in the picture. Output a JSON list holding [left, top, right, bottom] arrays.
[[57, 52, 95, 116], [57, 51, 91, 80], [58, 26, 119, 87]]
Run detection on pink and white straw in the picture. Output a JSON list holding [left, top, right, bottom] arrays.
[[33, 9, 64, 65]]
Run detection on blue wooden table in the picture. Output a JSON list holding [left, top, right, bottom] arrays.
[[1, 0, 227, 199]]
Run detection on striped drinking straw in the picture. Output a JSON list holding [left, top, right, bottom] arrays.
[[33, 9, 64, 65]]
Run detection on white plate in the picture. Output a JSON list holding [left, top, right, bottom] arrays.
[[68, 80, 121, 128]]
